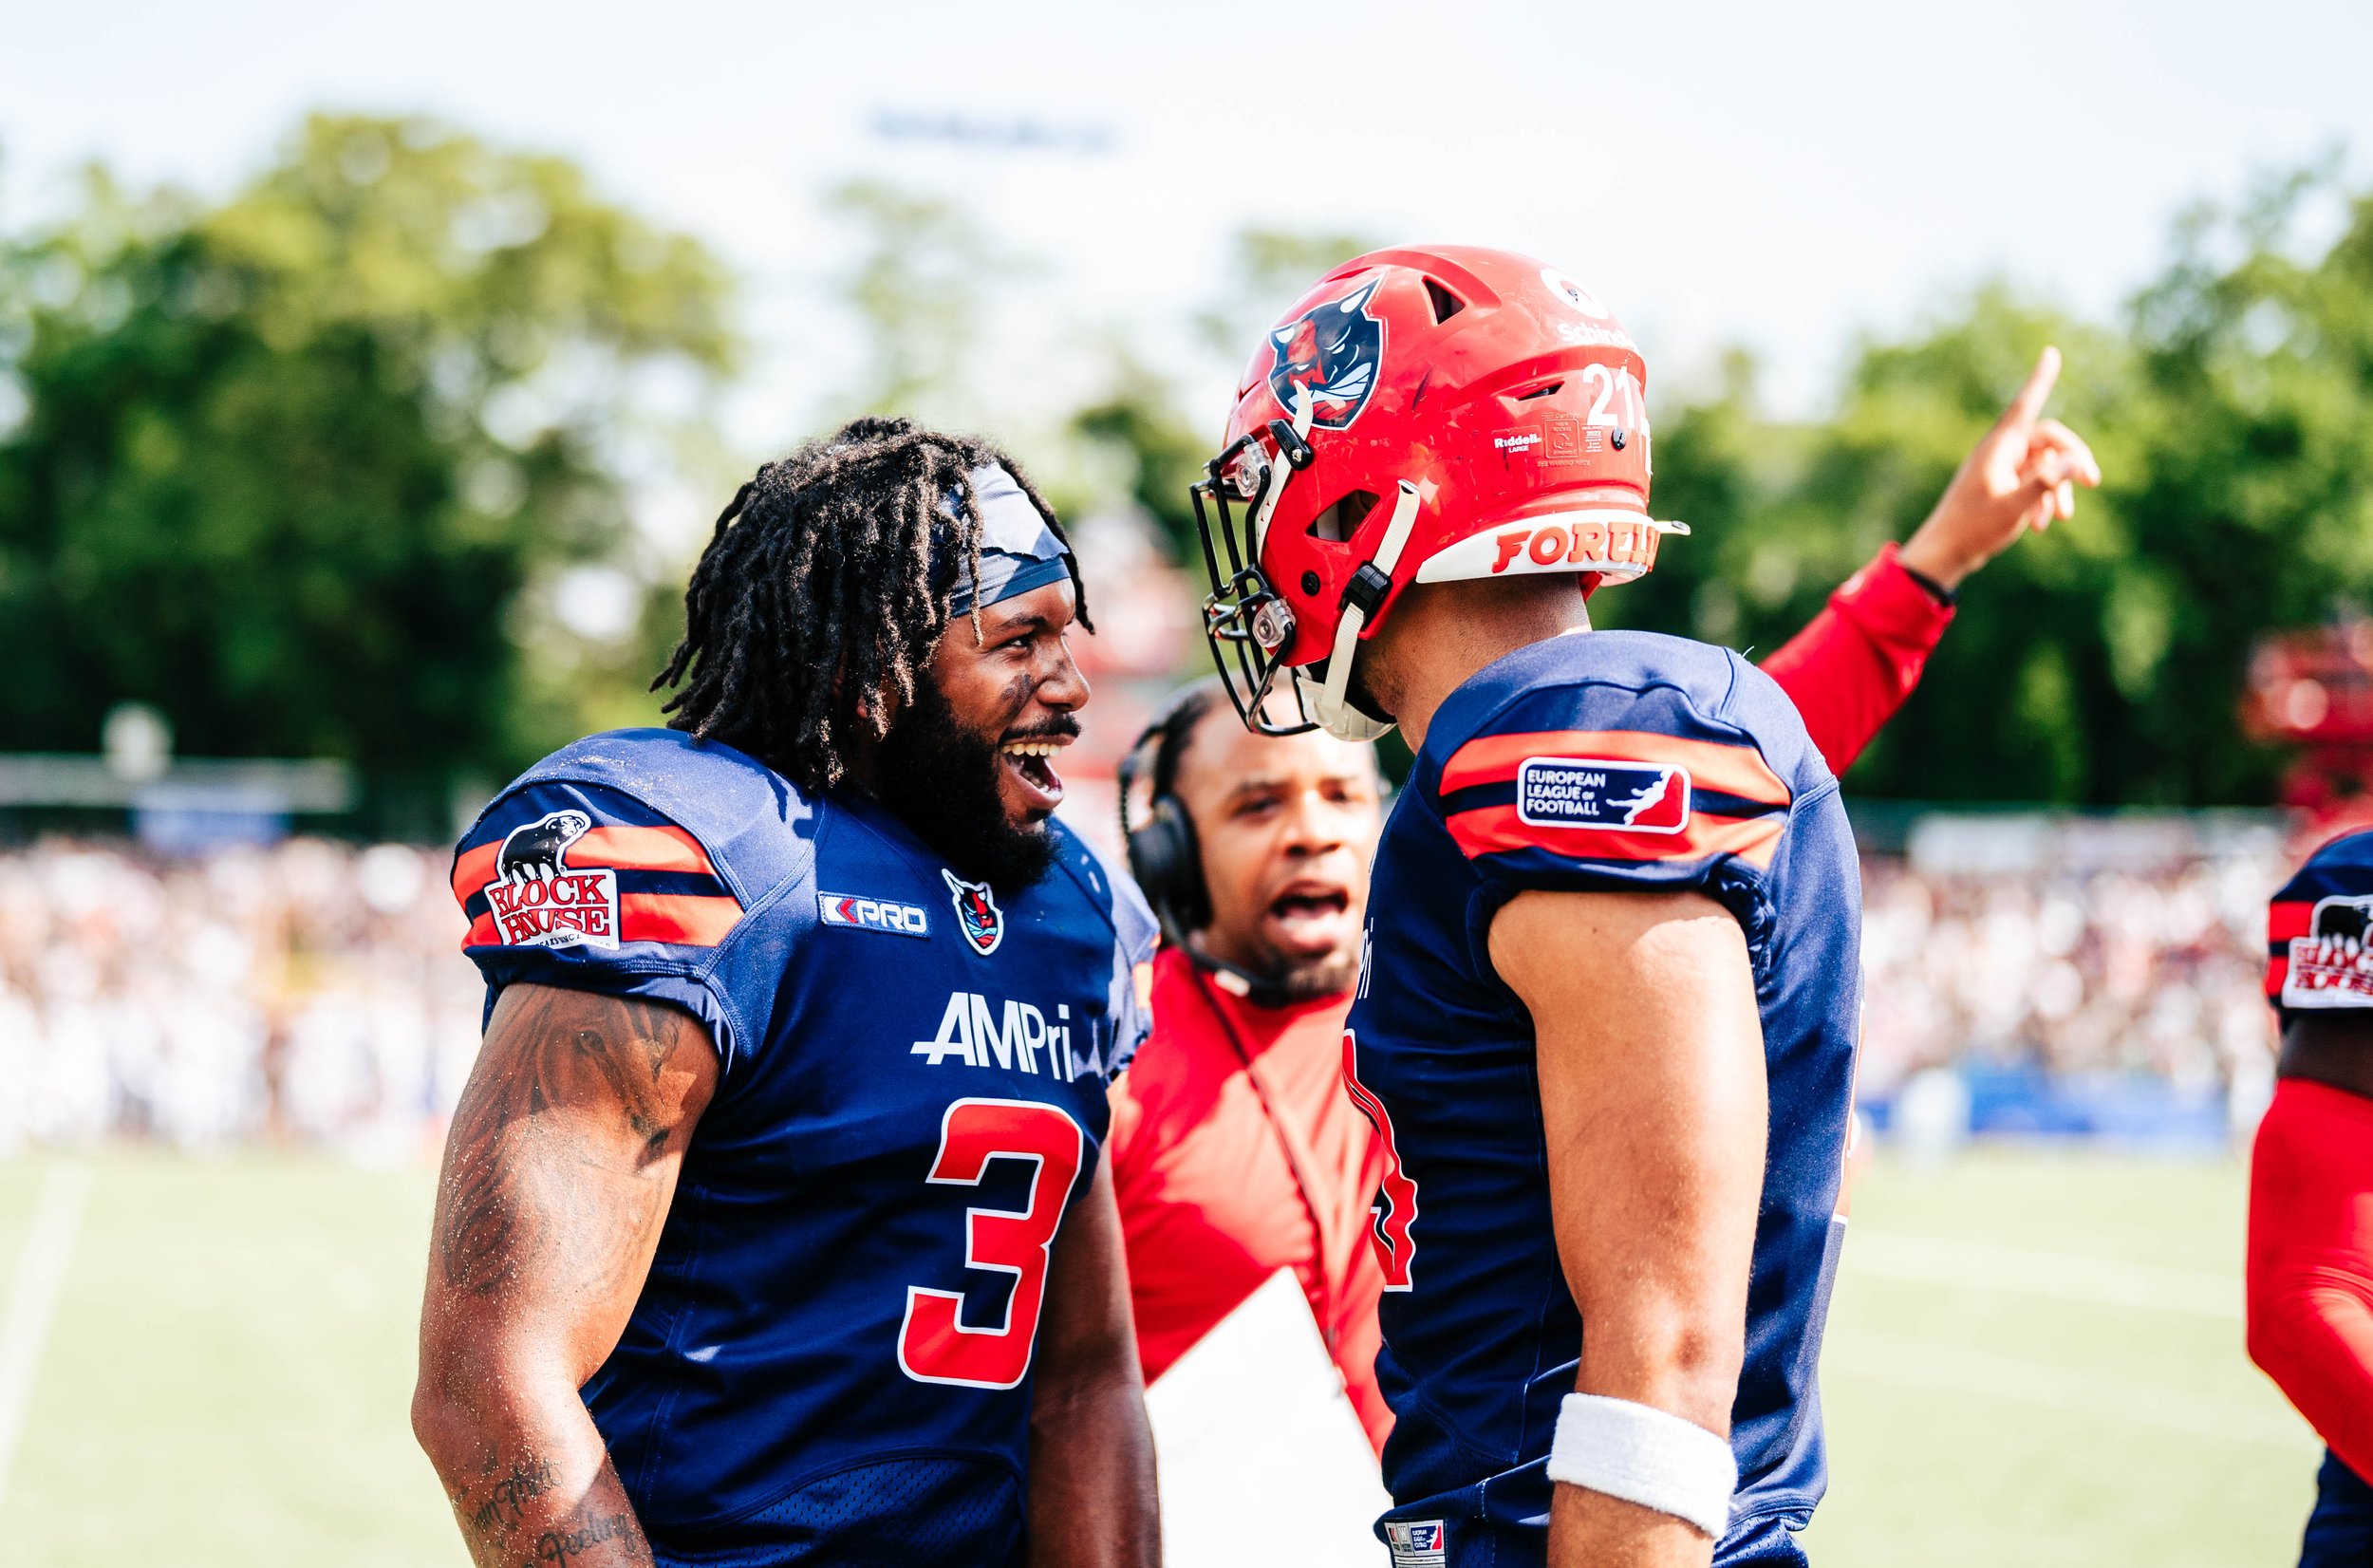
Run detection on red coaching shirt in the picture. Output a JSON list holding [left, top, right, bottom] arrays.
[[1110, 544, 1953, 1453]]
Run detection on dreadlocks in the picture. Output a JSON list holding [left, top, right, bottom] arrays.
[[652, 417, 1092, 793]]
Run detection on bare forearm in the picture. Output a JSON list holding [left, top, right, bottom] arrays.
[[1544, 1333, 1736, 1568], [1025, 1156, 1158, 1567], [1026, 1373, 1159, 1568], [418, 1382, 652, 1567], [1548, 1484, 1710, 1568], [412, 986, 717, 1568]]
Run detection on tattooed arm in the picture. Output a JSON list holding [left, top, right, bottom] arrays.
[[1026, 1153, 1160, 1568], [412, 982, 719, 1567]]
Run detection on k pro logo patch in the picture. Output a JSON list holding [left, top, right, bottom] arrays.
[[1514, 756, 1691, 833], [818, 892, 932, 939]]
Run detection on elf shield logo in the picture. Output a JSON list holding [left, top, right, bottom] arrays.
[[1515, 757, 1691, 834], [943, 868, 1004, 956], [1267, 278, 1384, 431], [486, 810, 620, 950]]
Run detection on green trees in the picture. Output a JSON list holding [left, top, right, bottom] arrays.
[[5, 114, 2370, 811], [0, 115, 732, 799], [1597, 177, 2373, 804]]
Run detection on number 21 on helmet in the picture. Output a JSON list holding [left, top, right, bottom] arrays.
[[1191, 244, 1688, 741]]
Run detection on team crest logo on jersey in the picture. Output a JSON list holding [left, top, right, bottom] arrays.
[[1267, 278, 1384, 431], [1515, 756, 1691, 834], [2283, 893, 2373, 1008], [943, 868, 1004, 956], [485, 809, 620, 950], [1384, 1519, 1447, 1567]]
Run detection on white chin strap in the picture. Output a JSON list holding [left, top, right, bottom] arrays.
[[1305, 480, 1421, 742]]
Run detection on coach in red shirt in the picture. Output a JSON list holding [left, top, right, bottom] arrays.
[[1109, 379, 2090, 1449]]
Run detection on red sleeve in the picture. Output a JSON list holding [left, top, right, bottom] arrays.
[[2247, 1077, 2373, 1480], [1757, 543, 1955, 776]]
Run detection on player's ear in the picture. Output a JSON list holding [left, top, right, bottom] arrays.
[[836, 660, 904, 735]]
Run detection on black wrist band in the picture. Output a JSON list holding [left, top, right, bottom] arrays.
[[1899, 561, 1957, 607]]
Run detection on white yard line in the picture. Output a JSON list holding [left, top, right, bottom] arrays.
[[0, 1165, 90, 1517], [1831, 1330, 2312, 1450], [1844, 1229, 2241, 1320]]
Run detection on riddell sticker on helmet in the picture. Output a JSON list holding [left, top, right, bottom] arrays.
[[1267, 279, 1385, 431]]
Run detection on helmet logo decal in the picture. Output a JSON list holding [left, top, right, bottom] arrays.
[[1540, 267, 1610, 319], [1267, 279, 1385, 431]]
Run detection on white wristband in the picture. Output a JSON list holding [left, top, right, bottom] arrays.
[[1544, 1392, 1737, 1539]]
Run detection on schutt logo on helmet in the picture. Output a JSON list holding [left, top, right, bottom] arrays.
[[1266, 279, 1385, 431]]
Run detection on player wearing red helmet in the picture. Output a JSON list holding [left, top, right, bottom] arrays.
[[1194, 247, 2096, 1568]]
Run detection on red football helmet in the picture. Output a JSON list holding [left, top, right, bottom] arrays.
[[1193, 245, 1686, 739]]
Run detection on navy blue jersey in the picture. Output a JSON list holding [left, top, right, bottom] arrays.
[[2270, 829, 2373, 1017], [450, 729, 1156, 1566], [1344, 633, 1862, 1564]]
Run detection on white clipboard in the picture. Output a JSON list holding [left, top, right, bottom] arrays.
[[1144, 1268, 1393, 1565]]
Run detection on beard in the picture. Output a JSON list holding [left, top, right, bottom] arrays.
[[875, 678, 1063, 897], [1269, 947, 1361, 1003]]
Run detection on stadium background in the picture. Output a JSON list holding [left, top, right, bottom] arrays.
[[7, 2, 2373, 1560]]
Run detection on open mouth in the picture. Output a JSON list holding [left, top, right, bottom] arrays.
[[1266, 883, 1352, 945], [999, 736, 1068, 811]]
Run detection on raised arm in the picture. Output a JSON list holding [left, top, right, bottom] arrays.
[[1026, 1151, 1160, 1568], [412, 982, 719, 1567], [1490, 889, 1767, 1568], [1761, 346, 2101, 775]]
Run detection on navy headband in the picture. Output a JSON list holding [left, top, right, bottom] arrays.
[[940, 464, 1073, 616]]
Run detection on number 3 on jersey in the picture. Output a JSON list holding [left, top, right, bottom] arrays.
[[899, 1097, 1086, 1390], [1340, 1030, 1418, 1291]]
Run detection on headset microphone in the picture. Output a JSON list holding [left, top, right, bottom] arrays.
[[1116, 682, 1293, 1011]]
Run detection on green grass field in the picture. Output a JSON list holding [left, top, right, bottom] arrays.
[[0, 1147, 2325, 1565]]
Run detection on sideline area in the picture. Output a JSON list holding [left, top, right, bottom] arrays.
[[0, 1147, 2319, 1566]]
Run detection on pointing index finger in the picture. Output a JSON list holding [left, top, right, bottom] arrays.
[[2002, 345, 2062, 429]]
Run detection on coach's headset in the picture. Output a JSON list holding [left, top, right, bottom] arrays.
[[1115, 681, 1295, 1010]]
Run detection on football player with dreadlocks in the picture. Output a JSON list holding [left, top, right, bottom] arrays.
[[1193, 248, 2097, 1567], [412, 418, 1159, 1568]]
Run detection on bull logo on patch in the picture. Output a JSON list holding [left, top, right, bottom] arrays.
[[1267, 278, 1384, 431], [943, 868, 1004, 956], [496, 809, 591, 884]]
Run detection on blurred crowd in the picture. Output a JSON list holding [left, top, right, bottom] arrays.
[[1857, 850, 2283, 1111], [0, 833, 2293, 1155], [0, 838, 482, 1158]]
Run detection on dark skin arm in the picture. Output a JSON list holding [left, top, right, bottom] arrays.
[[1026, 1152, 1161, 1568], [412, 982, 719, 1567], [1490, 890, 1767, 1568]]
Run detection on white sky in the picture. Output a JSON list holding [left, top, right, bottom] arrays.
[[7, 0, 2371, 460]]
